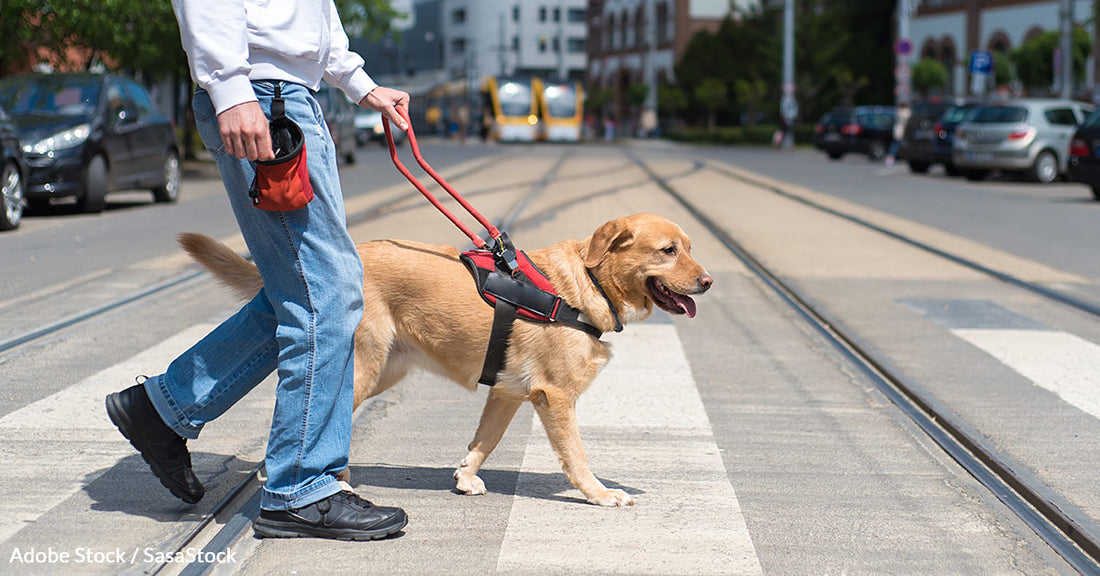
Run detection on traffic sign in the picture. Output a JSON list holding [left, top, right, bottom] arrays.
[[895, 38, 912, 57], [969, 50, 993, 75]]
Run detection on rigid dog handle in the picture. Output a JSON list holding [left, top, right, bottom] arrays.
[[384, 105, 502, 250]]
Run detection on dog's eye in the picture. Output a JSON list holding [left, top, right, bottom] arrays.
[[661, 245, 677, 256]]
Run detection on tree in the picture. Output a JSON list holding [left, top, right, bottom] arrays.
[[911, 58, 948, 96], [658, 82, 688, 123], [734, 78, 768, 126], [694, 79, 728, 130], [1011, 27, 1091, 93]]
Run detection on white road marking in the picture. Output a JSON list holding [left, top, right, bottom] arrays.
[[496, 324, 763, 575], [0, 324, 213, 543], [953, 328, 1100, 420]]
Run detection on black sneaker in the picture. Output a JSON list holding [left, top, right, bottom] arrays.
[[253, 490, 407, 541], [106, 382, 205, 504]]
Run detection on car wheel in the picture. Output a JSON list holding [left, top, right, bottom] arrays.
[[1030, 150, 1058, 184], [827, 151, 843, 160], [78, 154, 107, 213], [944, 163, 962, 177], [1091, 186, 1100, 201], [0, 160, 24, 231], [908, 161, 930, 173], [962, 169, 989, 181], [867, 141, 886, 161], [152, 150, 181, 203]]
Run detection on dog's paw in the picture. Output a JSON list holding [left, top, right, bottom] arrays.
[[589, 488, 635, 507], [454, 470, 487, 496]]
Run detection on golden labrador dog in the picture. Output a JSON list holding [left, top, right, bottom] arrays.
[[180, 213, 712, 506]]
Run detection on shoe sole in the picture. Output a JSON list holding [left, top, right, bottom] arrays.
[[105, 392, 204, 504], [252, 514, 408, 541]]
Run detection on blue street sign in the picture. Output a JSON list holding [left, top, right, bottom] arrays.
[[969, 50, 993, 75]]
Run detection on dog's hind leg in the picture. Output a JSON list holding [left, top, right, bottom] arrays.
[[530, 387, 634, 507], [454, 388, 524, 496]]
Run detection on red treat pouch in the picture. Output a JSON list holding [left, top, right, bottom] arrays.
[[249, 85, 314, 211]]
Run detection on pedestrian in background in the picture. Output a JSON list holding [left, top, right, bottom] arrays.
[[885, 101, 911, 167], [106, 0, 411, 541]]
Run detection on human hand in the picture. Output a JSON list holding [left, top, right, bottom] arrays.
[[360, 86, 411, 131], [217, 101, 274, 161]]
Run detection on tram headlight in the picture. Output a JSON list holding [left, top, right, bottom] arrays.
[[527, 115, 538, 125]]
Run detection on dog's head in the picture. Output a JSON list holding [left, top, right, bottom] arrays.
[[582, 213, 712, 323]]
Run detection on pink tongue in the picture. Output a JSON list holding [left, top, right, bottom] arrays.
[[671, 293, 697, 318]]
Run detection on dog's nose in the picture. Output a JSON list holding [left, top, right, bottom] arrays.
[[698, 273, 713, 292]]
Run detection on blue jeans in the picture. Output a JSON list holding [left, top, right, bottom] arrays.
[[144, 81, 364, 511]]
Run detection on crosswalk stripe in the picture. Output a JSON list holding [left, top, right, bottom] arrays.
[[0, 324, 213, 543], [952, 328, 1100, 420], [495, 323, 763, 575]]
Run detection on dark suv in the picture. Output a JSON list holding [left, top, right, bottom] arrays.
[[899, 98, 981, 175], [813, 106, 896, 161]]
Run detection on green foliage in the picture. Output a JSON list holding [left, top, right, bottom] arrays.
[[658, 83, 688, 118], [694, 78, 728, 129], [1011, 27, 1091, 91], [0, 0, 401, 79], [992, 51, 1013, 86], [734, 78, 767, 126], [911, 58, 948, 96], [627, 83, 649, 107]]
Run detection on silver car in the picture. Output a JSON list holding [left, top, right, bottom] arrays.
[[952, 98, 1093, 183]]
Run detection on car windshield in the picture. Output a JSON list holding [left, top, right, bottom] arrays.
[[542, 83, 577, 118], [941, 104, 976, 124], [0, 75, 101, 116], [497, 80, 533, 117], [969, 106, 1027, 124]]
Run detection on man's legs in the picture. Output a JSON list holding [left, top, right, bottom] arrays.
[[110, 81, 404, 537]]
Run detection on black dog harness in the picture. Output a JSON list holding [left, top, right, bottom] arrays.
[[460, 233, 617, 386]]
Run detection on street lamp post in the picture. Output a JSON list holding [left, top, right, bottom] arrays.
[[780, 0, 797, 149]]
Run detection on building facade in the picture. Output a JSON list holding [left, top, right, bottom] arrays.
[[910, 0, 1094, 97], [441, 0, 589, 83], [585, 0, 732, 133]]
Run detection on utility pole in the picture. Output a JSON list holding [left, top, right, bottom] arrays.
[[780, 0, 797, 149], [1059, 0, 1074, 98], [895, 0, 913, 105], [642, 0, 658, 136]]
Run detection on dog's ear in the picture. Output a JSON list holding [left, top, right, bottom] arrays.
[[584, 217, 635, 268]]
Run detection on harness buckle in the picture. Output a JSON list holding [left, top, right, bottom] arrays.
[[489, 232, 520, 274]]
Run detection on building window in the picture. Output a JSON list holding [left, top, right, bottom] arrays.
[[635, 5, 645, 48], [552, 36, 560, 52], [568, 8, 585, 23], [656, 2, 670, 44], [606, 14, 616, 50], [451, 38, 466, 55], [568, 37, 585, 53], [513, 5, 520, 22], [553, 7, 560, 22], [512, 35, 520, 53], [539, 6, 547, 22], [452, 8, 466, 25], [539, 38, 548, 53], [621, 10, 629, 48]]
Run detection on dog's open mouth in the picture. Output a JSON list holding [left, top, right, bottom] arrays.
[[646, 277, 696, 318]]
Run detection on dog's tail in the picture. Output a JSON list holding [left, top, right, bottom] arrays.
[[177, 233, 263, 301]]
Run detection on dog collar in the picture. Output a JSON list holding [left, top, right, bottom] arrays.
[[586, 269, 623, 333]]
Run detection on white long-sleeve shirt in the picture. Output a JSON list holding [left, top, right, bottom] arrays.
[[171, 0, 378, 115]]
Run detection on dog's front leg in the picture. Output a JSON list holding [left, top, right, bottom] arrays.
[[530, 388, 634, 507], [455, 388, 524, 496]]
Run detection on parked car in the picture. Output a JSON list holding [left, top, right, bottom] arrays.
[[355, 108, 406, 147], [898, 98, 980, 174], [0, 104, 28, 230], [314, 84, 357, 165], [952, 98, 1093, 183], [0, 73, 180, 213], [813, 105, 896, 161], [1067, 109, 1100, 200]]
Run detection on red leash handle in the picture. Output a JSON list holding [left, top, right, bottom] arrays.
[[383, 105, 501, 249]]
